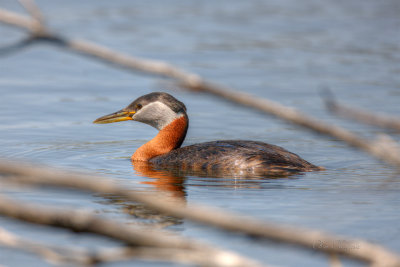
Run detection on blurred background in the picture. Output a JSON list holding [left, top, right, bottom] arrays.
[[0, 0, 400, 266]]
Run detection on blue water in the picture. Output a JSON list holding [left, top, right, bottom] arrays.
[[1, 0, 400, 266]]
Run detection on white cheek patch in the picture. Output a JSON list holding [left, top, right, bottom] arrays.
[[133, 101, 183, 130]]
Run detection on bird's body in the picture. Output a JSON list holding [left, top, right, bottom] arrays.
[[150, 140, 321, 175], [94, 92, 323, 176]]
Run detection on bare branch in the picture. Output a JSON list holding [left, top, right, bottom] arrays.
[[1, 160, 399, 266], [324, 91, 400, 132], [65, 38, 203, 83], [0, 8, 38, 32], [18, 0, 44, 25], [0, 194, 262, 267], [93, 247, 269, 267], [0, 226, 262, 267], [0, 196, 189, 249], [0, 226, 93, 265]]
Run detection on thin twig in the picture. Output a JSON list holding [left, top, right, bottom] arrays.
[[0, 226, 94, 265], [0, 8, 38, 32], [18, 0, 44, 25], [1, 160, 399, 267], [66, 39, 203, 83], [0, 226, 258, 267], [0, 194, 262, 267], [0, 196, 192, 249], [92, 246, 266, 267], [324, 90, 400, 132]]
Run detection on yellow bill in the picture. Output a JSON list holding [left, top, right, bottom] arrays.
[[93, 110, 135, 124]]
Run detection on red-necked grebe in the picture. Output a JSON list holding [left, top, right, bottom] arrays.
[[93, 92, 323, 175]]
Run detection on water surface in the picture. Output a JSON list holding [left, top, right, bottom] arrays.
[[1, 0, 400, 266]]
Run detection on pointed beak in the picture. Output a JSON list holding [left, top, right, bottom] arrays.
[[93, 109, 135, 124]]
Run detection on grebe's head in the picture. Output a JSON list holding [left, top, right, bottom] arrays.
[[93, 92, 187, 130]]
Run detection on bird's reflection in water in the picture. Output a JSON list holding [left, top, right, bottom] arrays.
[[97, 161, 302, 229], [98, 193, 183, 229], [133, 160, 303, 192], [94, 161, 188, 229], [132, 161, 187, 200]]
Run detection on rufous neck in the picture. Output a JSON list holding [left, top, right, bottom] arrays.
[[131, 115, 188, 161]]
